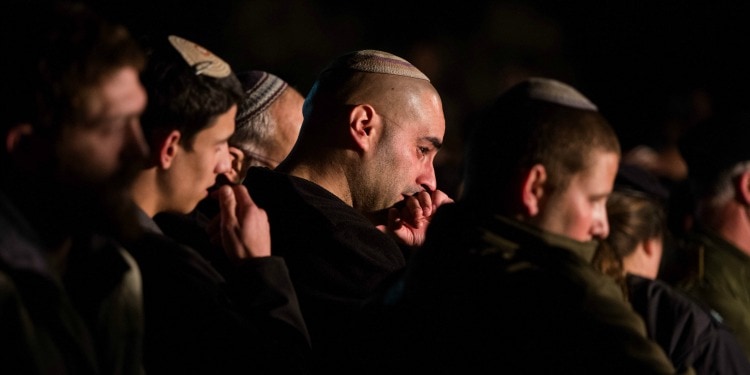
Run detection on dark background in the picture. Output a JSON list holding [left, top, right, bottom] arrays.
[[90, 0, 750, 195]]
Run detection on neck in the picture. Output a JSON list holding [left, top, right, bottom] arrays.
[[278, 152, 353, 206], [130, 168, 161, 218], [622, 242, 659, 280]]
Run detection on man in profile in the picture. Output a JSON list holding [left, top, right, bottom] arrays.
[[243, 49, 453, 371], [345, 77, 679, 374], [1, 2, 149, 373]]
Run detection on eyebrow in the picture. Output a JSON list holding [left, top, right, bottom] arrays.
[[591, 191, 611, 201], [422, 136, 443, 149]]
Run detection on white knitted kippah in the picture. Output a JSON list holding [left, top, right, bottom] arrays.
[[522, 77, 597, 111], [236, 70, 288, 123], [168, 35, 232, 78], [326, 49, 429, 81]]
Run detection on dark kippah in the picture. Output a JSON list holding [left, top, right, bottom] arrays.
[[235, 70, 288, 124], [615, 163, 670, 203]]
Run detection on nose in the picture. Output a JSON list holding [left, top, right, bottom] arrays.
[[417, 161, 437, 192], [591, 206, 610, 240]]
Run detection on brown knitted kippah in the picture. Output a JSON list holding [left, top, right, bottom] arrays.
[[522, 77, 597, 111], [323, 49, 429, 81]]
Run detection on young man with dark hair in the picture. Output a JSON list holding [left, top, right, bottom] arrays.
[[127, 35, 310, 374]]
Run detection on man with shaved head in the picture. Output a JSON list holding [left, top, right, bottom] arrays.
[[342, 78, 680, 374], [243, 49, 453, 371]]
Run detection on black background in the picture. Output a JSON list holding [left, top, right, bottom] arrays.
[[89, 0, 750, 193]]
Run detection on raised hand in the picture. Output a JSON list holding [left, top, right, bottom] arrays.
[[216, 184, 271, 262], [376, 189, 454, 248]]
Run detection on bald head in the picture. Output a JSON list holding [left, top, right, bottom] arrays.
[[320, 49, 429, 81], [301, 50, 437, 134], [278, 49, 445, 212]]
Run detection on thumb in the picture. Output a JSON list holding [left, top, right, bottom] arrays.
[[218, 185, 237, 227]]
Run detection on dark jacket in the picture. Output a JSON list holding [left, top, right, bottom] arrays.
[[343, 203, 680, 374], [627, 274, 750, 374], [243, 167, 406, 370], [0, 191, 144, 375], [126, 209, 311, 374], [677, 228, 750, 359]]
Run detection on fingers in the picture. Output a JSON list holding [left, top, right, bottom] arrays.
[[403, 195, 427, 228], [216, 184, 271, 262], [430, 189, 454, 209], [218, 185, 238, 229], [231, 184, 253, 222], [382, 189, 455, 248], [394, 189, 455, 229]]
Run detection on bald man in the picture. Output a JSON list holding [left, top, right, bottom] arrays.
[[342, 78, 679, 374], [242, 49, 453, 371]]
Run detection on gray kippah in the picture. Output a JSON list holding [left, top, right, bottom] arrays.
[[521, 77, 597, 111], [168, 35, 232, 78], [235, 70, 288, 123], [323, 49, 429, 81]]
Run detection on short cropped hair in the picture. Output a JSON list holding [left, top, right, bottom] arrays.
[[139, 36, 243, 151], [462, 78, 620, 215], [300, 49, 429, 138]]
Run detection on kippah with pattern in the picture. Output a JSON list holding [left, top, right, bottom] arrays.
[[324, 49, 429, 81], [168, 35, 232, 78], [236, 70, 288, 123], [522, 77, 598, 111]]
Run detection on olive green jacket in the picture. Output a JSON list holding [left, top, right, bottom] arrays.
[[353, 203, 685, 374], [678, 228, 750, 359]]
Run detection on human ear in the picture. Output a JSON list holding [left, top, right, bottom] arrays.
[[5, 123, 33, 154], [736, 170, 750, 206], [159, 130, 181, 169], [225, 146, 245, 184], [521, 164, 547, 217], [348, 104, 376, 152]]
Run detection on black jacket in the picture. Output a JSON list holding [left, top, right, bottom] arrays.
[[126, 209, 311, 374], [628, 274, 750, 374]]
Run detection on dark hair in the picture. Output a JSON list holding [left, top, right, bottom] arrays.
[[139, 37, 243, 151], [2, 1, 145, 137], [461, 85, 620, 215], [592, 191, 666, 295]]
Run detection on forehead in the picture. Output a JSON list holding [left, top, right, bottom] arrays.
[[567, 150, 619, 193], [83, 67, 146, 124], [395, 87, 445, 140], [192, 105, 237, 144]]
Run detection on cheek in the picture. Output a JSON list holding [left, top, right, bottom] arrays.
[[67, 136, 123, 180], [565, 197, 595, 238]]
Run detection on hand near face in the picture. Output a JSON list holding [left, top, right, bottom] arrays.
[[376, 189, 454, 247], [215, 184, 271, 262]]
